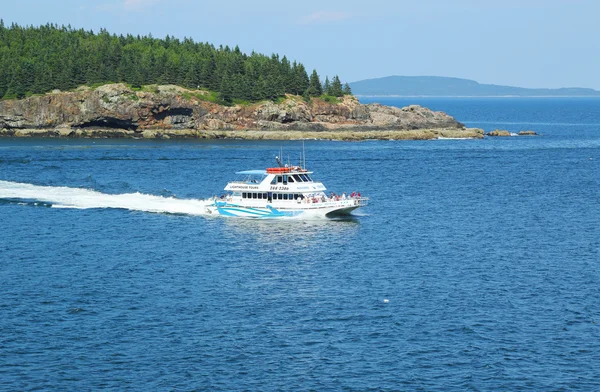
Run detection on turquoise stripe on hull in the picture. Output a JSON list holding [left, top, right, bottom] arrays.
[[213, 203, 303, 218]]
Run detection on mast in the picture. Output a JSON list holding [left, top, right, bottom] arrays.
[[275, 147, 284, 167], [302, 141, 306, 169]]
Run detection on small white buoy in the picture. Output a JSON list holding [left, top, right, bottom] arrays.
[[383, 299, 390, 303]]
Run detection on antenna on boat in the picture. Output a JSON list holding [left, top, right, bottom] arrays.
[[302, 141, 306, 169], [275, 147, 284, 167]]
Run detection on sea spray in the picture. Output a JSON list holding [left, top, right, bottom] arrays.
[[0, 180, 211, 216]]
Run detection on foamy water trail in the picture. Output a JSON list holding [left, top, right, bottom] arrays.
[[0, 180, 211, 215]]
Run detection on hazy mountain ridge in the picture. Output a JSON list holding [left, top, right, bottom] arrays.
[[349, 76, 600, 97]]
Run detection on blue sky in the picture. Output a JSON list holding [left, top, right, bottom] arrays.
[[3, 0, 600, 89]]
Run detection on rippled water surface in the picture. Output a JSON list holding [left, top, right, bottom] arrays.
[[1, 98, 600, 390]]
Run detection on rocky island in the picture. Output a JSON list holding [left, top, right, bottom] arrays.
[[0, 84, 483, 141]]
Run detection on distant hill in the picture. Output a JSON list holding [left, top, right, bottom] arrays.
[[349, 76, 600, 97]]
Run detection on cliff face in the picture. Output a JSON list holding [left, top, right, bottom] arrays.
[[0, 84, 464, 137]]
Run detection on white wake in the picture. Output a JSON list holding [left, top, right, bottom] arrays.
[[0, 180, 211, 215]]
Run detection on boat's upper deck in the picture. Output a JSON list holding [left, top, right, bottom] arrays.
[[224, 167, 326, 193]]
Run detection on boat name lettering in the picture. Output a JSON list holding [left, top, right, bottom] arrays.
[[230, 185, 259, 190], [270, 186, 289, 191]]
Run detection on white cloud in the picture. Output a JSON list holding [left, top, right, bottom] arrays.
[[300, 11, 350, 24], [123, 0, 159, 11]]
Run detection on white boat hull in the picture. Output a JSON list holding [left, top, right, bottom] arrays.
[[205, 199, 364, 219]]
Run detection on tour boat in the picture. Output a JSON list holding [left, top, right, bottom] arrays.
[[205, 160, 368, 219]]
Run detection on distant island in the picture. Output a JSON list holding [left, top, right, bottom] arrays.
[[349, 76, 600, 97], [0, 23, 485, 141]]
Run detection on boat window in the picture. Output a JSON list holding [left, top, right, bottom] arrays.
[[271, 177, 277, 185], [242, 192, 247, 198], [305, 175, 313, 182], [289, 194, 294, 200], [288, 177, 295, 183], [300, 174, 309, 182], [277, 176, 283, 183], [283, 175, 288, 185], [263, 193, 268, 199], [293, 175, 303, 182], [258, 193, 262, 199], [283, 194, 288, 200]]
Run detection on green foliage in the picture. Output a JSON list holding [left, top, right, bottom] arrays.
[[0, 22, 318, 102], [194, 90, 224, 105], [329, 75, 343, 97], [323, 76, 330, 95], [306, 69, 323, 97], [320, 95, 341, 104], [343, 82, 352, 95]]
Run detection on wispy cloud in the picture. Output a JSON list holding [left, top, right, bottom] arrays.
[[123, 0, 159, 11], [300, 11, 351, 24]]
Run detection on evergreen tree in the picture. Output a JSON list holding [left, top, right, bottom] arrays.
[[0, 61, 7, 98], [5, 65, 25, 99], [280, 56, 293, 92], [330, 75, 343, 97], [306, 69, 323, 97], [219, 72, 234, 103], [253, 75, 267, 101], [293, 63, 309, 96], [323, 76, 331, 95], [343, 82, 352, 95]]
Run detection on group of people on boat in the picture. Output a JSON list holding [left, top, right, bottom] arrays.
[[330, 191, 362, 201], [303, 191, 362, 204]]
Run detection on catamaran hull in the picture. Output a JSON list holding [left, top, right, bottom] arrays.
[[205, 202, 360, 219]]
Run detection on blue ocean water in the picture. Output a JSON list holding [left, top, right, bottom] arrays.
[[1, 98, 600, 390]]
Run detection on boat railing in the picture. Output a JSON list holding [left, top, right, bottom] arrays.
[[356, 197, 369, 206], [300, 195, 369, 206], [228, 180, 261, 185]]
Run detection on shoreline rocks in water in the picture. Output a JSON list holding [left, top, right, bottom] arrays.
[[486, 129, 539, 137], [0, 83, 484, 140], [487, 129, 512, 137], [518, 130, 538, 136], [0, 127, 485, 141]]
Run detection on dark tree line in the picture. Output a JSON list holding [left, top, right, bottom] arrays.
[[0, 21, 351, 102]]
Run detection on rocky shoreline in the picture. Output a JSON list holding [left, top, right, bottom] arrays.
[[0, 83, 484, 141], [0, 127, 485, 141]]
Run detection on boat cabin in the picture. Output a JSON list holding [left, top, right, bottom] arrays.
[[223, 167, 327, 204]]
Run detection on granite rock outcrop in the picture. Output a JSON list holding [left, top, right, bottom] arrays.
[[0, 83, 473, 139]]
